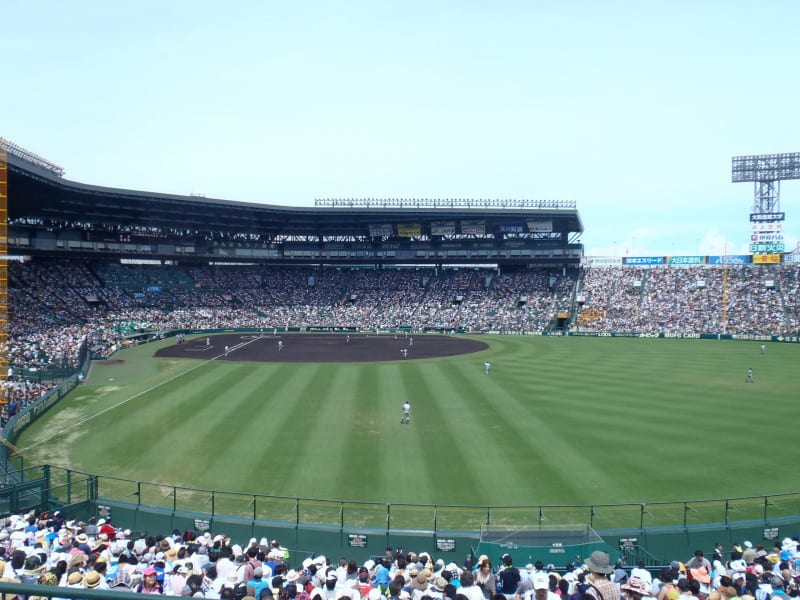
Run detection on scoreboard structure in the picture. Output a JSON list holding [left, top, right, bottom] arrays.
[[732, 152, 800, 264]]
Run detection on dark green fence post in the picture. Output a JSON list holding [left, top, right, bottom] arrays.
[[43, 465, 51, 508]]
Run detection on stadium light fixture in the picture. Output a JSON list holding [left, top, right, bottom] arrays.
[[314, 198, 577, 209]]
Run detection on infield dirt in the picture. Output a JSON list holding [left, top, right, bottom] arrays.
[[154, 333, 488, 363]]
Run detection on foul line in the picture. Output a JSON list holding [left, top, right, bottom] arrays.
[[17, 336, 262, 453]]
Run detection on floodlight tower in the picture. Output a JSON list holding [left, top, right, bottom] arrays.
[[732, 152, 800, 257], [732, 152, 800, 215]]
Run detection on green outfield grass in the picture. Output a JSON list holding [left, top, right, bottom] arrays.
[[14, 335, 799, 514]]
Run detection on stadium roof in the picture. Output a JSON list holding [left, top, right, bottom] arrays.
[[7, 152, 583, 240]]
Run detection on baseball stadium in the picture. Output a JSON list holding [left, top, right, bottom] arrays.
[[1, 139, 800, 583]]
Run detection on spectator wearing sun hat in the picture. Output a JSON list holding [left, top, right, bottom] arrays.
[[410, 570, 432, 600], [74, 532, 93, 555], [110, 569, 134, 590], [584, 551, 619, 600], [419, 576, 442, 599], [66, 569, 85, 589], [689, 566, 711, 596], [85, 569, 108, 591], [621, 577, 652, 600]]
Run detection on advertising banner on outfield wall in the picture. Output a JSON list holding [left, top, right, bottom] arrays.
[[753, 253, 782, 264], [585, 257, 624, 267], [625, 256, 665, 265], [783, 253, 800, 264], [708, 255, 751, 265], [430, 221, 456, 235], [668, 256, 705, 265], [396, 223, 421, 237]]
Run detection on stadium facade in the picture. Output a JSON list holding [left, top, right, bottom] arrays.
[[6, 150, 584, 268]]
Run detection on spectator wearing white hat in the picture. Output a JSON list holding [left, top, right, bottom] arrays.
[[321, 570, 339, 600], [519, 573, 559, 600]]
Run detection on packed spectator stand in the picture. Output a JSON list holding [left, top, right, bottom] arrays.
[[3, 258, 800, 422], [0, 509, 797, 600]]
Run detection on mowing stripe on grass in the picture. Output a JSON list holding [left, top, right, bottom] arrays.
[[15, 336, 800, 508], [16, 354, 221, 454]]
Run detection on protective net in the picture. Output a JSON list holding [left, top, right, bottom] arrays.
[[474, 524, 616, 567]]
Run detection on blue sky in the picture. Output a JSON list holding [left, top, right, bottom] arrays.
[[3, 1, 799, 257]]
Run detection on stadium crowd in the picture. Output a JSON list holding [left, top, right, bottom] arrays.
[[0, 511, 798, 600], [3, 259, 800, 411], [576, 265, 798, 335]]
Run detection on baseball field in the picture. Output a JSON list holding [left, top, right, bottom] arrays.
[[13, 333, 799, 519]]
